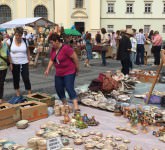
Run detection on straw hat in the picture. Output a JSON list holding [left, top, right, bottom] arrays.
[[125, 28, 134, 35]]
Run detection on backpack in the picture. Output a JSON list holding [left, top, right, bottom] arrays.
[[9, 38, 27, 51]]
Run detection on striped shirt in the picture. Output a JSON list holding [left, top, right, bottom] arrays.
[[136, 33, 146, 45]]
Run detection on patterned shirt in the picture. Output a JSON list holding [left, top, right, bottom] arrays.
[[0, 42, 9, 70], [136, 33, 146, 45]]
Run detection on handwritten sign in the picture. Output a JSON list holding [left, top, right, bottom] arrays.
[[47, 136, 63, 150]]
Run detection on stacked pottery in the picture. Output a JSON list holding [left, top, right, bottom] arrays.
[[54, 105, 61, 116], [54, 104, 73, 116], [16, 120, 29, 129], [37, 138, 47, 150], [27, 137, 43, 149]]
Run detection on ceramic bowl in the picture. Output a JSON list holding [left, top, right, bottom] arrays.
[[89, 131, 95, 135], [106, 135, 113, 139], [40, 124, 47, 129], [62, 138, 69, 146], [84, 138, 93, 144], [61, 147, 74, 150], [84, 143, 95, 149], [74, 138, 83, 145], [81, 132, 89, 137], [123, 139, 131, 144], [96, 143, 104, 149], [118, 144, 128, 150], [95, 132, 103, 137], [115, 137, 122, 141], [36, 129, 45, 137]]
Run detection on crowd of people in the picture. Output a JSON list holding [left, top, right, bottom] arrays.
[[0, 26, 164, 112]]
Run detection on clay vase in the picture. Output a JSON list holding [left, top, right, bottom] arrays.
[[64, 113, 70, 124]]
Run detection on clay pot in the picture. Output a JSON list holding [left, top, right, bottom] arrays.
[[64, 113, 70, 124]]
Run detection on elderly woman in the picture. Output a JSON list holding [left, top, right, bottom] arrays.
[[6, 27, 31, 97], [44, 33, 80, 112], [0, 35, 10, 104]]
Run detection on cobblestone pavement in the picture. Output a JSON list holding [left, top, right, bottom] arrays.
[[3, 58, 165, 100]]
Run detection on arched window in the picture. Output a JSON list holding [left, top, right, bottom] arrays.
[[34, 5, 48, 19], [0, 5, 11, 24], [75, 0, 84, 8]]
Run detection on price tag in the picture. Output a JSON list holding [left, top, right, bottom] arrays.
[[47, 136, 63, 150]]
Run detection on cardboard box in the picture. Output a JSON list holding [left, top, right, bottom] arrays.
[[15, 101, 48, 122], [0, 103, 18, 130], [24, 93, 55, 106]]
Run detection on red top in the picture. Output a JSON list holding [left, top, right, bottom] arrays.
[[50, 44, 76, 76]]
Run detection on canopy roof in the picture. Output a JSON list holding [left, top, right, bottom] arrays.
[[64, 29, 81, 36], [0, 17, 56, 29]]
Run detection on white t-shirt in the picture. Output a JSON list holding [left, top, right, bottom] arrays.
[[7, 37, 28, 64]]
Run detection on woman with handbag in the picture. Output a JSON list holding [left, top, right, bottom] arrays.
[[6, 27, 32, 97], [0, 35, 10, 104], [44, 33, 80, 113]]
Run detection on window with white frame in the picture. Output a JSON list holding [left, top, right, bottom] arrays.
[[163, 3, 165, 13], [126, 25, 132, 29], [144, 25, 150, 33], [145, 3, 151, 13], [163, 25, 165, 33], [107, 3, 114, 13], [126, 3, 133, 13], [75, 0, 84, 8], [107, 25, 114, 33]]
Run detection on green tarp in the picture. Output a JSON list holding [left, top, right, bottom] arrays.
[[64, 29, 81, 36]]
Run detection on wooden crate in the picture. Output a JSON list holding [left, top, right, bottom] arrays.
[[14, 101, 48, 122], [0, 103, 17, 130], [24, 93, 55, 106]]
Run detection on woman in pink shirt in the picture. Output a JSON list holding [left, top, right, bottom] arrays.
[[45, 33, 80, 112], [152, 31, 163, 65]]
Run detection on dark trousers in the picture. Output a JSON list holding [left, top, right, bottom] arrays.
[[152, 46, 161, 65], [55, 74, 77, 101], [0, 69, 7, 99], [12, 63, 31, 90], [136, 44, 145, 65], [101, 51, 106, 66], [121, 58, 130, 75]]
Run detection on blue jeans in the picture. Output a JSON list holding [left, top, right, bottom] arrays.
[[101, 51, 106, 66], [130, 52, 136, 69], [136, 44, 144, 65], [55, 74, 77, 101]]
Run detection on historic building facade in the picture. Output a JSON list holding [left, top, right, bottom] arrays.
[[0, 0, 165, 37]]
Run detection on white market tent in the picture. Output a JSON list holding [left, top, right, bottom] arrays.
[[0, 17, 56, 29]]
